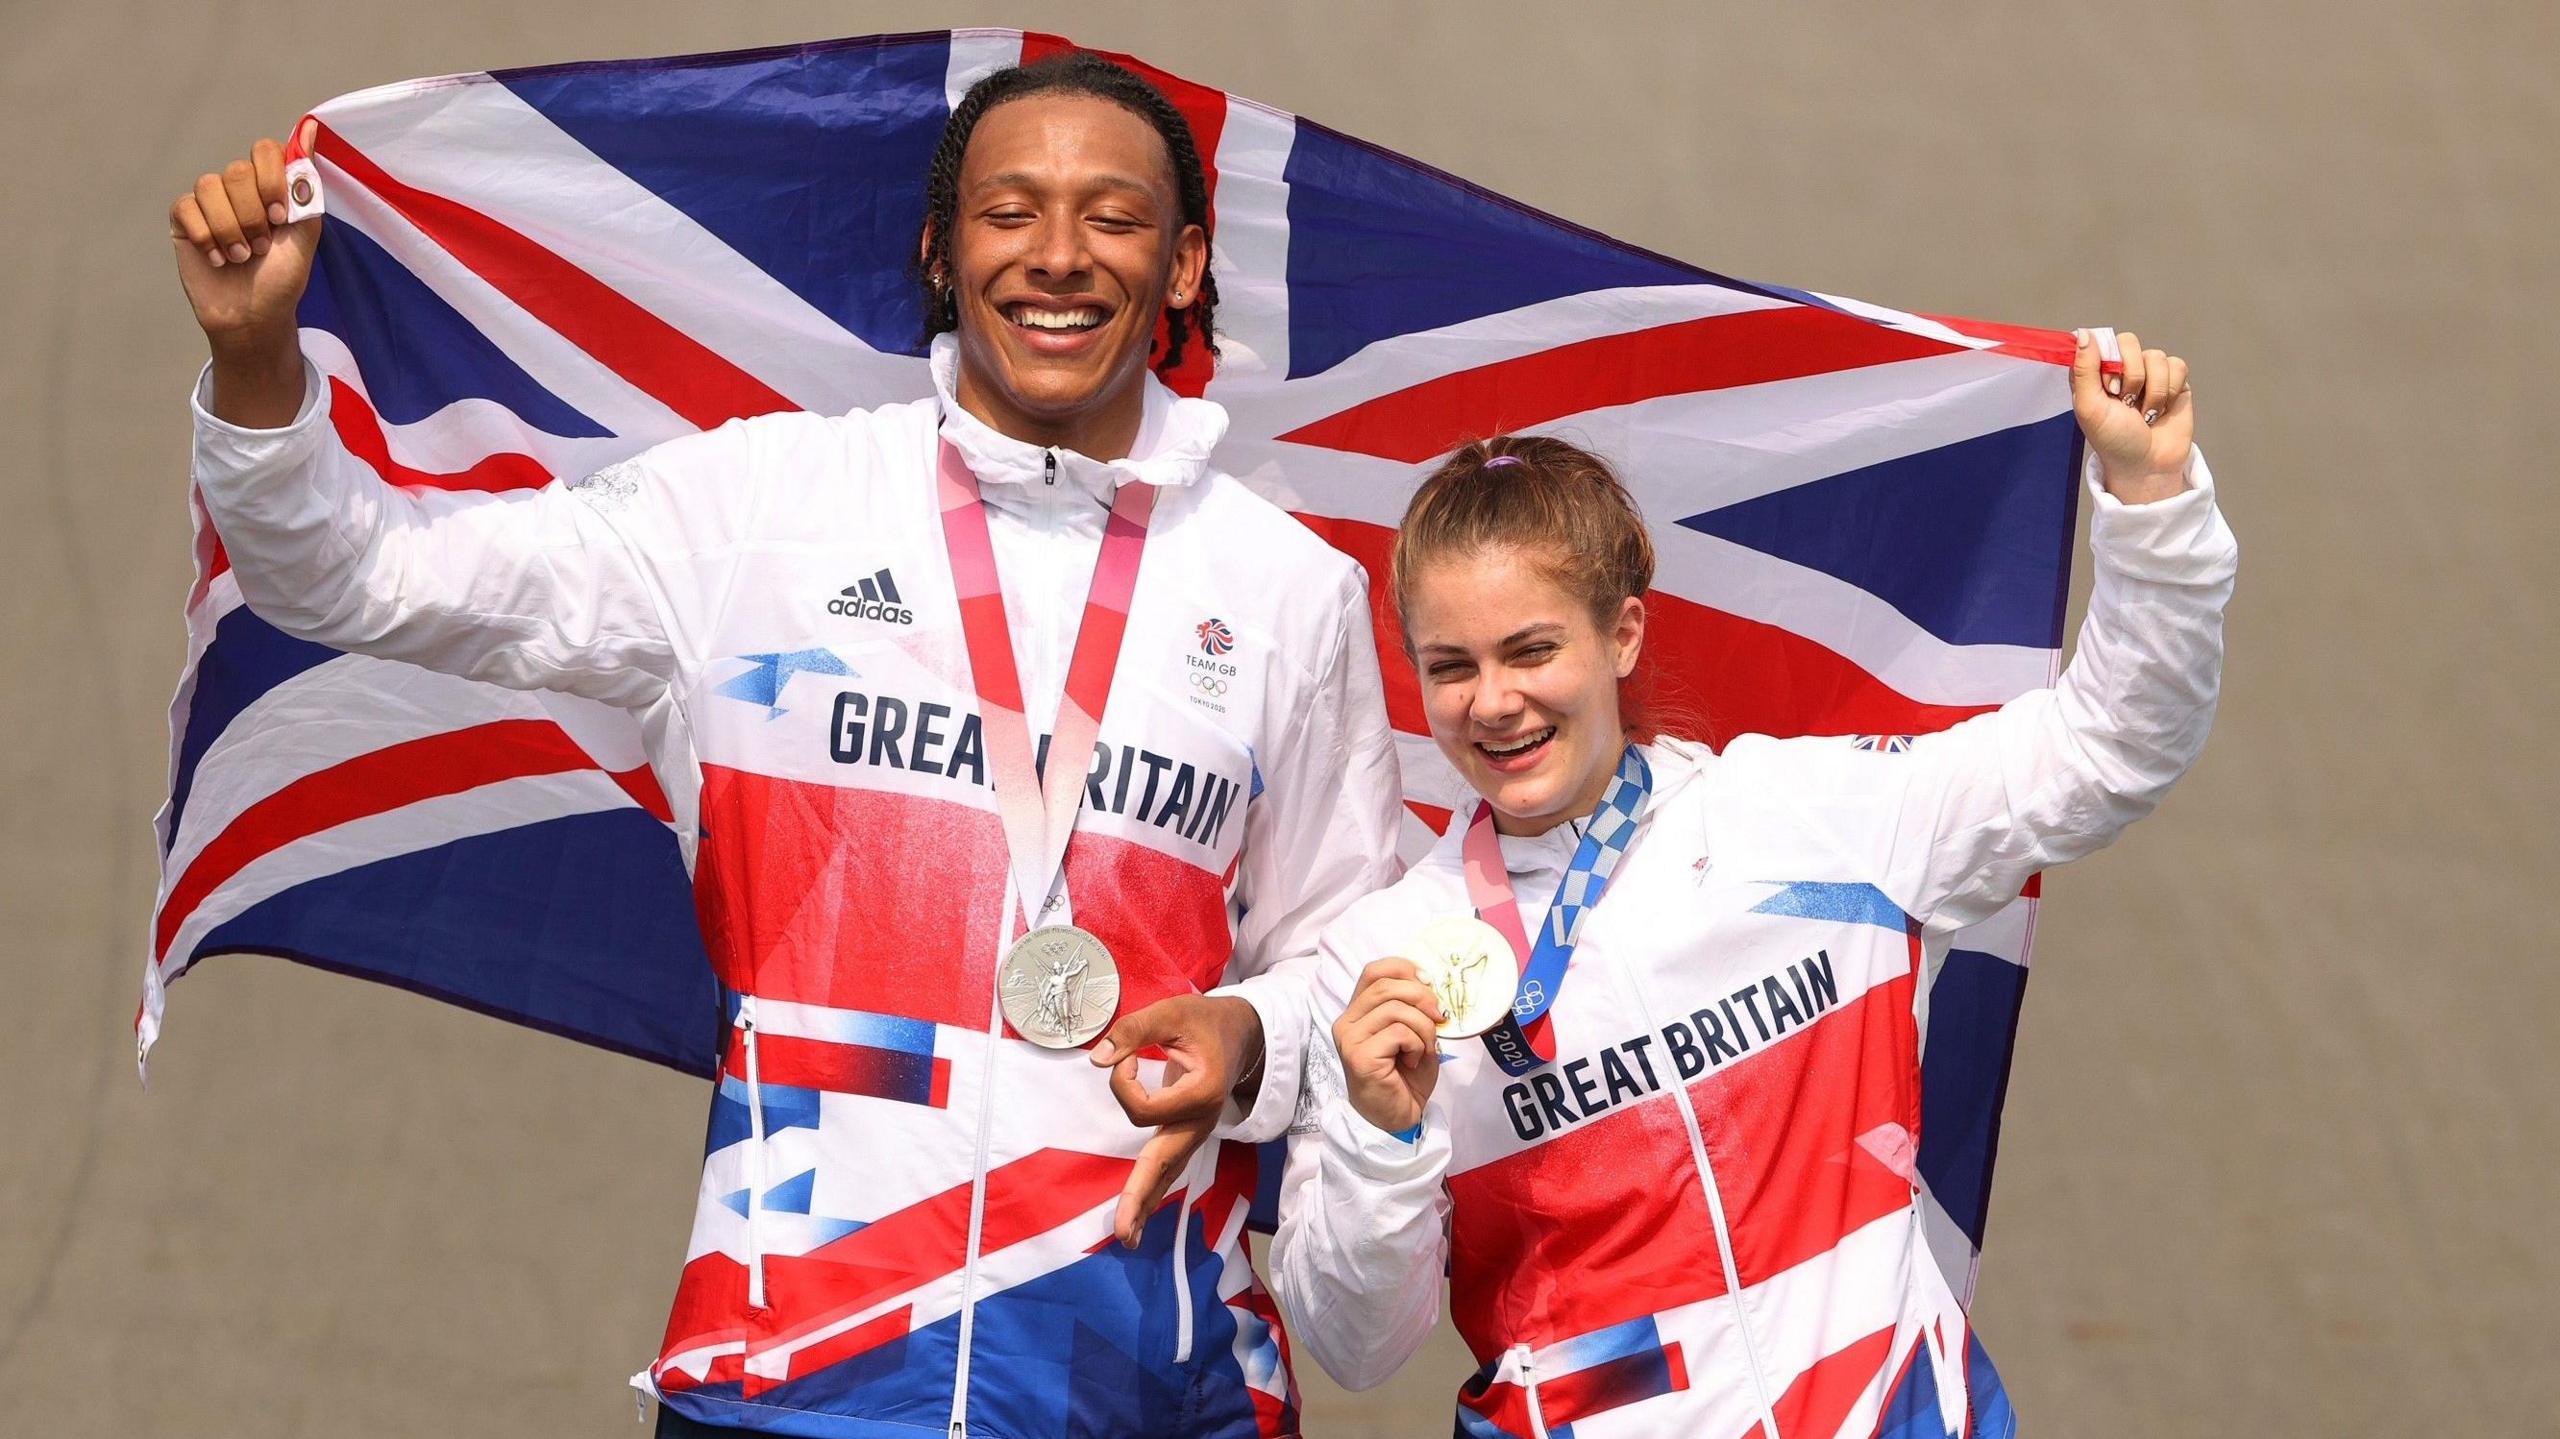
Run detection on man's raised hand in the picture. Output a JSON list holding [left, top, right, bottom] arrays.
[[172, 122, 321, 424]]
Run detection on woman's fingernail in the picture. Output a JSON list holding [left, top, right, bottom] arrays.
[[207, 249, 226, 267], [268, 203, 287, 225], [2073, 328, 2089, 346], [2104, 375, 2121, 395], [227, 243, 251, 263]]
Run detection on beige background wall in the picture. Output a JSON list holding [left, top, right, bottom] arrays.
[[4, 2, 2553, 1434]]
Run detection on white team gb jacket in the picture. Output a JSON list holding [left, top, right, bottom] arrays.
[[190, 335, 1406, 1438], [1268, 453, 2239, 1439]]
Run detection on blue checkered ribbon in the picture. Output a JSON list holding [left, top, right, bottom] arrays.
[[1470, 745, 1653, 1075]]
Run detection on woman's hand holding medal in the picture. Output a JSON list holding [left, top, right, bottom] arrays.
[[1332, 959, 1447, 1137]]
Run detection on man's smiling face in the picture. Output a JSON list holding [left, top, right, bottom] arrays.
[[941, 93, 1206, 458]]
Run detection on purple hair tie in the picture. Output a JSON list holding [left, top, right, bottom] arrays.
[[1480, 454, 1525, 471]]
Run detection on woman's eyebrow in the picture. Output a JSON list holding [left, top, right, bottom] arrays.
[[1416, 622, 1567, 656]]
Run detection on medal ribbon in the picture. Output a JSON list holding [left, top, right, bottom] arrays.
[[1460, 744, 1652, 1075], [934, 438, 1158, 929]]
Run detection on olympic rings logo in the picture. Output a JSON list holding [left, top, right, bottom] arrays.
[[1190, 673, 1229, 697]]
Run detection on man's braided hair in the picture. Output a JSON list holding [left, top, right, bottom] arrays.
[[915, 52, 1219, 373]]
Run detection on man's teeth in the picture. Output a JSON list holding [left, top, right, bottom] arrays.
[[1012, 306, 1104, 331], [1482, 728, 1554, 757]]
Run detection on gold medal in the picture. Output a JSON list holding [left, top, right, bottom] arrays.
[[1406, 916, 1520, 1039]]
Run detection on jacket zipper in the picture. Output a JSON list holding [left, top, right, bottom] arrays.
[[1516, 1344, 1551, 1439], [737, 996, 769, 1311], [1171, 1184, 1198, 1363], [946, 884, 1015, 1439], [1613, 965, 1782, 1437]]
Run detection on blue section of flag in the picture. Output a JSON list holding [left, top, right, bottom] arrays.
[[298, 218, 610, 438], [1676, 413, 2082, 650], [495, 33, 954, 360], [1920, 948, 2031, 1246], [1749, 880, 1911, 933], [1967, 1331, 2017, 1437], [193, 809, 720, 1074], [165, 607, 343, 851], [1876, 1337, 1950, 1439], [1280, 119, 1708, 378], [1876, 1330, 2017, 1439]]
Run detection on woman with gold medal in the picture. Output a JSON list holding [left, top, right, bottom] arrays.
[[1270, 332, 2231, 1438]]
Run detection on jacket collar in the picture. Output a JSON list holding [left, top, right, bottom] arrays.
[[928, 334, 1228, 512]]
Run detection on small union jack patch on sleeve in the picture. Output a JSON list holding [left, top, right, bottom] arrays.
[[1852, 734, 1916, 754]]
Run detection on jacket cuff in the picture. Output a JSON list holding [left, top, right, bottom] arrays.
[[190, 357, 330, 477], [1205, 971, 1308, 1144], [2083, 444, 2240, 586], [1320, 1089, 1451, 1185]]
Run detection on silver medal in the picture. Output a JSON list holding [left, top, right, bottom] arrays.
[[1407, 916, 1521, 1039], [999, 925, 1121, 1048]]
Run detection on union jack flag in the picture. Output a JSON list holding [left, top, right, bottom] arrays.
[[147, 28, 2076, 1320]]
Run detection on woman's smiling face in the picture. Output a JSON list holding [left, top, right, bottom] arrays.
[[1404, 545, 1645, 836]]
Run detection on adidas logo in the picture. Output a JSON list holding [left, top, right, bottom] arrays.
[[827, 568, 914, 625]]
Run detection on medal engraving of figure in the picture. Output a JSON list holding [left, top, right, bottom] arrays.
[[1407, 916, 1521, 1039], [1000, 925, 1121, 1048]]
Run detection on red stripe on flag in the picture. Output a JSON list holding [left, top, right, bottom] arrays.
[[190, 488, 232, 606], [1916, 311, 2076, 366], [155, 718, 661, 961], [310, 121, 795, 430], [327, 378, 558, 493], [1018, 33, 1227, 398], [1277, 306, 1967, 464], [606, 764, 675, 822]]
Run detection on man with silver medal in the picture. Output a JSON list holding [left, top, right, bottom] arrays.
[[175, 50, 1407, 1438]]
